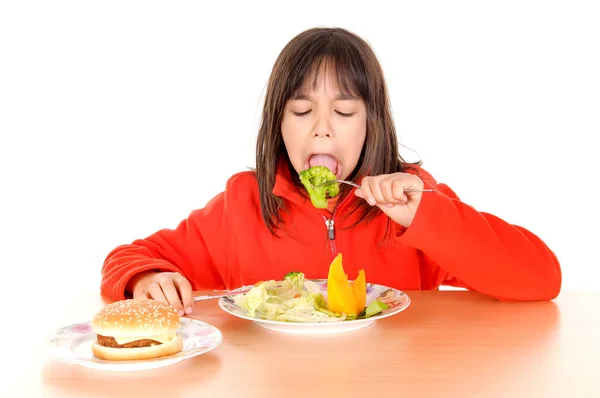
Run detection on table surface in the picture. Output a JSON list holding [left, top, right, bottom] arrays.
[[11, 290, 600, 398]]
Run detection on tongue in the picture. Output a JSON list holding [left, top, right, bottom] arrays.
[[309, 154, 338, 174]]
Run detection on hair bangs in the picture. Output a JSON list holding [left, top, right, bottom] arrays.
[[291, 50, 367, 103]]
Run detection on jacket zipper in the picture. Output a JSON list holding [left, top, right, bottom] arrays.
[[324, 217, 337, 258], [323, 193, 353, 260]]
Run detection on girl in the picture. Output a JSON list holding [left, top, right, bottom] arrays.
[[101, 27, 561, 316]]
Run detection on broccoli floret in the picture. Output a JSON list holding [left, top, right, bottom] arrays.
[[284, 271, 303, 280], [299, 166, 340, 209], [283, 271, 305, 291]]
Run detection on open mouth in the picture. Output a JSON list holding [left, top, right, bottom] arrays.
[[305, 153, 342, 178]]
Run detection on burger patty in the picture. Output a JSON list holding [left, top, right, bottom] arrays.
[[96, 334, 161, 348]]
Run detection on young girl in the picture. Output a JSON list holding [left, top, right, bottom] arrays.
[[100, 27, 561, 316]]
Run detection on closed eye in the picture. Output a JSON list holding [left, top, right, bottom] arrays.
[[292, 110, 312, 116], [291, 110, 355, 117]]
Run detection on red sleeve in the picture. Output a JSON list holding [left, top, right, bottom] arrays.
[[100, 193, 228, 301], [397, 172, 561, 301]]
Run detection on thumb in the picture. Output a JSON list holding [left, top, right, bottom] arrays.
[[353, 189, 374, 205]]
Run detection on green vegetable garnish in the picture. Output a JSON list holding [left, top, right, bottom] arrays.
[[358, 299, 389, 319]]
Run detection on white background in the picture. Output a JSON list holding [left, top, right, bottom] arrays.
[[1, 0, 599, 394]]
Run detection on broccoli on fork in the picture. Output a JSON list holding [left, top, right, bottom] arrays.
[[299, 166, 340, 209]]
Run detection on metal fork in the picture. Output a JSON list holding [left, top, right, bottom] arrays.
[[318, 179, 436, 193]]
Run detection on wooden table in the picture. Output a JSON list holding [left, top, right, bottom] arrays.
[[18, 291, 600, 397]]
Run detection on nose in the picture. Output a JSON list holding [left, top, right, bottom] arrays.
[[312, 111, 333, 138]]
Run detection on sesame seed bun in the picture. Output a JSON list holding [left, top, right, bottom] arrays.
[[91, 299, 183, 361], [92, 299, 180, 338]]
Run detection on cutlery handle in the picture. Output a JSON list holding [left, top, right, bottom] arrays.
[[194, 286, 254, 302], [405, 188, 436, 193], [194, 293, 228, 302]]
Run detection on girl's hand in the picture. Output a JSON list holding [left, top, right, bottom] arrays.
[[354, 173, 427, 228], [129, 270, 195, 316]]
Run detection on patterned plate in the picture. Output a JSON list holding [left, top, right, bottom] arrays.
[[43, 318, 222, 371], [218, 279, 411, 334]]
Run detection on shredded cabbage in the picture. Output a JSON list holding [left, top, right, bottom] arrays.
[[232, 279, 346, 323]]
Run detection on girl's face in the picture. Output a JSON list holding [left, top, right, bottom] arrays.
[[281, 66, 367, 181]]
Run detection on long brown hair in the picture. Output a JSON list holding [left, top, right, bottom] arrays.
[[256, 27, 419, 236]]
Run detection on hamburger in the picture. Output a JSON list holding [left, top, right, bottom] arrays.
[[91, 299, 183, 361]]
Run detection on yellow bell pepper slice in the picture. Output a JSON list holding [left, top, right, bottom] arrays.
[[326, 254, 367, 315], [350, 269, 366, 314]]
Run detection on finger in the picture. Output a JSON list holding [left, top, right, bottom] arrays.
[[146, 282, 169, 304], [391, 179, 409, 204], [134, 290, 152, 300], [401, 173, 424, 191], [379, 176, 401, 204], [368, 176, 387, 204], [173, 275, 195, 315], [358, 177, 377, 206], [159, 280, 185, 316]]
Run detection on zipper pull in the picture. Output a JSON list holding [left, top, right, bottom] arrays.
[[325, 219, 335, 240]]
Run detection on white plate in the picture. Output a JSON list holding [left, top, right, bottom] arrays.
[[218, 280, 410, 335], [43, 318, 222, 371]]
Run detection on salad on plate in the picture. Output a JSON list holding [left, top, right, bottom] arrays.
[[231, 253, 390, 323]]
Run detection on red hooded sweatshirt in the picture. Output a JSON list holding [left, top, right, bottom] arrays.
[[101, 161, 561, 301]]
